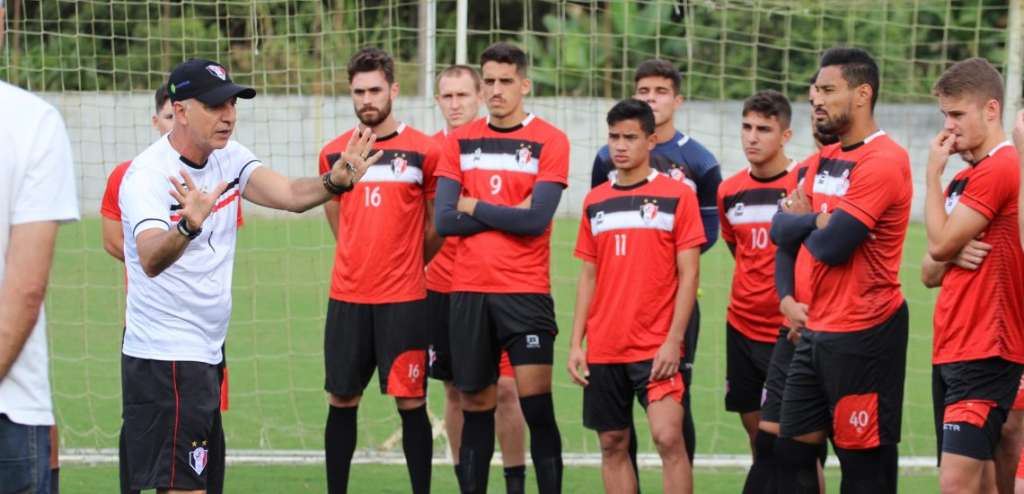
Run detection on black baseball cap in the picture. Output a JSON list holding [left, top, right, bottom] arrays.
[[167, 58, 256, 105]]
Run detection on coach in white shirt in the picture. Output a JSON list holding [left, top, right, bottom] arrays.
[[0, 2, 81, 493], [118, 58, 380, 494]]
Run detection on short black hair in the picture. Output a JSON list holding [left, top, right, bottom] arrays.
[[819, 47, 880, 110], [606, 98, 656, 136], [742, 89, 792, 129], [480, 42, 528, 76], [154, 84, 170, 113], [347, 47, 395, 84], [634, 59, 682, 94]]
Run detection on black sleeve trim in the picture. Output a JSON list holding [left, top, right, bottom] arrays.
[[133, 218, 170, 236]]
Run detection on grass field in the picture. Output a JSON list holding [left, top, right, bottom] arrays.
[[46, 216, 941, 491]]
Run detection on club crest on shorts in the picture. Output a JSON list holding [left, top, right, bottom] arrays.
[[516, 144, 532, 168], [391, 153, 408, 176], [206, 65, 227, 81], [640, 199, 658, 223], [189, 440, 209, 475], [526, 334, 540, 349]]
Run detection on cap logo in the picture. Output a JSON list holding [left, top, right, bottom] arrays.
[[206, 65, 227, 81]]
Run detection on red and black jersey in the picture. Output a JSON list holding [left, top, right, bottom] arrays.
[[933, 142, 1024, 364], [425, 129, 456, 293], [318, 123, 440, 303], [575, 172, 705, 363], [435, 114, 569, 294], [718, 164, 799, 342], [800, 131, 911, 332]]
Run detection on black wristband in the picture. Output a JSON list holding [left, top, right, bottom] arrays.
[[322, 171, 352, 195], [177, 218, 202, 240]]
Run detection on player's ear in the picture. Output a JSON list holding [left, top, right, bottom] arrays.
[[647, 132, 657, 150], [673, 93, 684, 109], [390, 82, 400, 100], [856, 83, 872, 109], [782, 127, 793, 146], [520, 77, 532, 96], [985, 98, 1000, 123]]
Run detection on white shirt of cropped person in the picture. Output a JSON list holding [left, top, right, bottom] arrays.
[[0, 81, 80, 426], [120, 134, 261, 365]]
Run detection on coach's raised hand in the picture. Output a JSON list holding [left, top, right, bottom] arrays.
[[168, 169, 229, 232], [331, 126, 383, 187]]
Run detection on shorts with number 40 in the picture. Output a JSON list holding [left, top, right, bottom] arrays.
[[779, 303, 908, 449]]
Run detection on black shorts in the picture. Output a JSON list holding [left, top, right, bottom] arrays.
[[119, 355, 225, 492], [725, 323, 774, 413], [932, 357, 1024, 461], [449, 292, 558, 393], [583, 361, 686, 432], [779, 303, 908, 450], [761, 327, 797, 424], [426, 290, 453, 381], [323, 298, 429, 398]]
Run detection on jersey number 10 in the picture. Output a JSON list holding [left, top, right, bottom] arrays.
[[750, 227, 769, 250]]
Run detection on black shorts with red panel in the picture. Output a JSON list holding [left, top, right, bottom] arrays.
[[323, 298, 429, 398], [779, 302, 908, 450], [931, 357, 1023, 462], [448, 292, 557, 393], [583, 360, 686, 432]]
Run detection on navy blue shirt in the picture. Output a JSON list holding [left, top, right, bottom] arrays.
[[591, 131, 722, 252]]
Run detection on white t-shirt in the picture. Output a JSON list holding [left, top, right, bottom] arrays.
[[120, 135, 261, 365], [0, 81, 80, 426]]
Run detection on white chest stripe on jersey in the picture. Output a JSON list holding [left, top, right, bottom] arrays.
[[811, 172, 850, 198], [590, 210, 675, 236], [725, 203, 779, 226], [460, 152, 539, 175], [359, 164, 424, 184]]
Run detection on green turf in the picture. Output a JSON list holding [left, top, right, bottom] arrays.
[[46, 216, 941, 489], [58, 463, 938, 493]]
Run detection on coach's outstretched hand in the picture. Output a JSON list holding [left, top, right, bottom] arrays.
[[331, 126, 384, 187], [169, 170, 228, 231]]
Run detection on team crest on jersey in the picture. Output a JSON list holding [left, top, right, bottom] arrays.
[[640, 199, 658, 223], [391, 154, 409, 176], [669, 166, 684, 182], [189, 441, 209, 475], [206, 65, 227, 81], [516, 144, 532, 168]]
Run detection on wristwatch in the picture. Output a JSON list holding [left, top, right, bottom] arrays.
[[177, 218, 202, 240]]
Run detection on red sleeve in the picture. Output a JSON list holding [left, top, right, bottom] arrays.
[[573, 203, 597, 262], [675, 186, 707, 251], [959, 158, 1017, 220], [537, 132, 570, 186], [318, 145, 340, 203], [100, 161, 130, 220], [435, 132, 464, 183], [838, 153, 907, 229], [422, 139, 441, 200], [717, 183, 734, 244]]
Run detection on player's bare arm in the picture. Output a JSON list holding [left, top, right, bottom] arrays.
[[0, 221, 59, 381], [246, 127, 381, 213], [567, 261, 596, 387], [924, 130, 993, 262], [101, 216, 125, 262], [921, 240, 992, 288], [653, 247, 699, 381]]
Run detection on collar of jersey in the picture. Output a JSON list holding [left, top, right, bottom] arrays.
[[363, 122, 405, 142], [747, 163, 791, 183], [612, 170, 659, 190], [486, 113, 534, 133], [840, 129, 886, 152], [968, 139, 1012, 167]]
